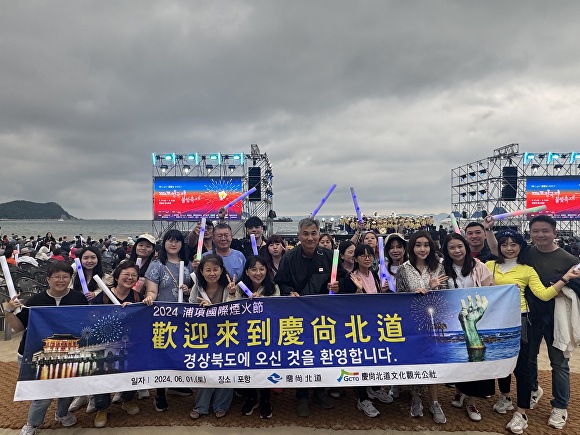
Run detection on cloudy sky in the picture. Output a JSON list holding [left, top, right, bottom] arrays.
[[2, 1, 580, 220]]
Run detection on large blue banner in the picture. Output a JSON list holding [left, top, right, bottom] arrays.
[[15, 286, 520, 400]]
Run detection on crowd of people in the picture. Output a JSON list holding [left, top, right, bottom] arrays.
[[1, 212, 579, 434]]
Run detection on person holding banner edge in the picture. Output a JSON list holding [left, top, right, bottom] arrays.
[[2, 261, 88, 435]]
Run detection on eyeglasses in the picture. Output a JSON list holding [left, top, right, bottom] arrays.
[[119, 273, 138, 279], [358, 254, 374, 259]]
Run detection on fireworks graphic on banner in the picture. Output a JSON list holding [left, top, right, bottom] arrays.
[[410, 292, 452, 334], [92, 315, 123, 343], [80, 326, 94, 346], [203, 178, 240, 209]]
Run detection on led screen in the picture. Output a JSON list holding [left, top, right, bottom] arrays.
[[526, 176, 580, 220], [153, 177, 243, 220]]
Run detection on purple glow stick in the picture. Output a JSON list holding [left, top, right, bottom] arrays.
[[223, 187, 257, 209], [250, 234, 258, 255], [350, 187, 363, 224], [311, 184, 337, 217], [378, 237, 387, 286], [178, 261, 184, 303], [74, 258, 90, 296], [238, 281, 254, 298]]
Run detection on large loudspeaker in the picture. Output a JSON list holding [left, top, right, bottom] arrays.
[[248, 167, 261, 201], [502, 166, 517, 201]]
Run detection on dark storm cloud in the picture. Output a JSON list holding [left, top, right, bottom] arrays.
[[1, 1, 580, 219]]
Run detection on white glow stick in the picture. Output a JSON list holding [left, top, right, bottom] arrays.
[[136, 258, 142, 269], [449, 212, 461, 234], [238, 281, 254, 298], [492, 205, 547, 220], [93, 275, 121, 305], [250, 234, 259, 255], [223, 187, 257, 209], [1, 256, 18, 299], [311, 184, 337, 217], [178, 261, 184, 303], [74, 258, 90, 296], [196, 218, 206, 261]]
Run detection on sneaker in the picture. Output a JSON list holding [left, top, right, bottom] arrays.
[[122, 401, 140, 415], [241, 398, 259, 415], [112, 392, 123, 404], [529, 385, 543, 410], [328, 388, 341, 398], [94, 410, 107, 428], [153, 394, 168, 412], [314, 390, 335, 409], [357, 399, 380, 417], [166, 387, 192, 396], [429, 401, 447, 424], [389, 385, 400, 399], [466, 403, 482, 422], [493, 395, 514, 414], [19, 425, 37, 435], [137, 389, 150, 399], [451, 392, 467, 408], [367, 387, 394, 403], [260, 401, 273, 419], [506, 411, 528, 434], [296, 398, 309, 417], [86, 396, 97, 413], [54, 412, 77, 427], [68, 396, 88, 412], [410, 396, 423, 417], [548, 407, 567, 429]]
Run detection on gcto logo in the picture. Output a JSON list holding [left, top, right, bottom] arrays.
[[337, 369, 360, 382]]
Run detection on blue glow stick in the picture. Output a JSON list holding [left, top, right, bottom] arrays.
[[350, 187, 363, 224], [250, 234, 259, 255], [238, 281, 254, 298], [378, 236, 387, 286], [223, 187, 257, 209], [311, 184, 337, 217], [74, 258, 90, 296]]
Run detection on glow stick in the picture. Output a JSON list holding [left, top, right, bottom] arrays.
[[74, 258, 90, 296], [492, 205, 547, 220], [329, 249, 339, 294], [223, 187, 257, 210], [135, 258, 142, 269], [311, 184, 337, 217], [250, 234, 258, 255], [0, 256, 18, 299], [350, 187, 363, 224], [238, 281, 254, 298], [16, 244, 20, 254], [574, 263, 580, 272], [378, 237, 387, 286], [196, 217, 206, 261], [450, 213, 461, 235], [93, 275, 121, 305], [178, 261, 184, 303]]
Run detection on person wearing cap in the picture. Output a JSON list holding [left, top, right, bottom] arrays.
[[17, 247, 39, 267], [128, 234, 156, 295], [484, 215, 579, 430], [484, 227, 579, 434]]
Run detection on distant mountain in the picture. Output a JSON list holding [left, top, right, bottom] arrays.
[[0, 200, 76, 220]]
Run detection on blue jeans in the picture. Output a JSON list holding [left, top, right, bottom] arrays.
[[529, 321, 570, 409], [193, 388, 233, 414], [18, 354, 73, 427]]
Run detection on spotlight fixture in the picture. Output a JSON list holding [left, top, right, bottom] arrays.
[[206, 164, 214, 172], [531, 164, 540, 174], [479, 169, 487, 175], [228, 165, 236, 172], [160, 164, 168, 173], [554, 164, 563, 172], [460, 193, 467, 198], [183, 165, 191, 173], [479, 189, 486, 196], [469, 171, 476, 178]]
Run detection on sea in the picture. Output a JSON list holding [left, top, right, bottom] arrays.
[[0, 219, 302, 241]]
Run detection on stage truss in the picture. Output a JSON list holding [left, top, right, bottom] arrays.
[[151, 144, 274, 238], [452, 143, 580, 235]]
